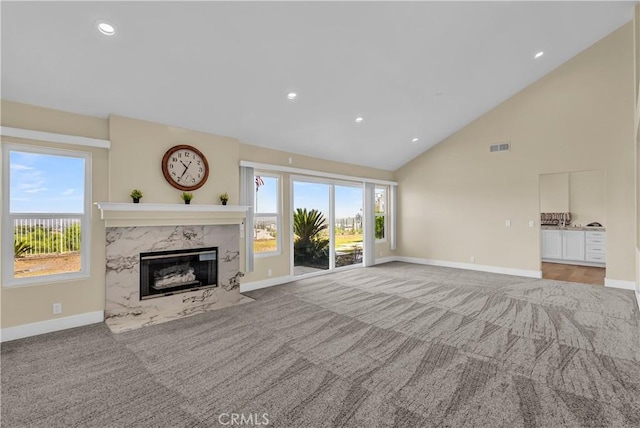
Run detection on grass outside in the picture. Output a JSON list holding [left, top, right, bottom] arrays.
[[255, 234, 363, 253], [335, 234, 363, 248], [14, 253, 81, 278], [254, 239, 277, 253]]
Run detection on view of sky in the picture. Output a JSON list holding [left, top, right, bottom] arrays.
[[10, 151, 85, 213], [255, 176, 363, 219], [294, 181, 363, 219]]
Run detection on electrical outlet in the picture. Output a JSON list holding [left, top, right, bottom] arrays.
[[470, 256, 475, 263], [288, 157, 293, 164], [505, 219, 511, 227], [529, 220, 535, 228], [53, 303, 62, 315], [267, 269, 272, 277]]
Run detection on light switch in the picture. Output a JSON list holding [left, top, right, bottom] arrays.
[[529, 220, 535, 228], [505, 220, 511, 227]]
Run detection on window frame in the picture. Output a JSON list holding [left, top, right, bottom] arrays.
[[253, 172, 281, 258], [2, 143, 92, 287], [375, 186, 387, 243]]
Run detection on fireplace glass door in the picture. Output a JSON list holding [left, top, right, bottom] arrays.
[[140, 247, 217, 299]]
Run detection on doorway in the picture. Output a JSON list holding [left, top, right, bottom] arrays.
[[539, 170, 606, 285]]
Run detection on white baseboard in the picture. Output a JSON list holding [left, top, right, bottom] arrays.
[[241, 263, 365, 293], [240, 276, 294, 293], [0, 311, 104, 343], [375, 257, 397, 265], [604, 278, 637, 291], [394, 256, 542, 279]]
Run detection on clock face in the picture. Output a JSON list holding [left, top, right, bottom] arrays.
[[161, 145, 209, 191]]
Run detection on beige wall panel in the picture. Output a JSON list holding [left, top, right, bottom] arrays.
[[396, 23, 635, 281], [540, 173, 569, 213], [239, 143, 395, 182], [569, 170, 606, 226], [0, 103, 109, 328], [108, 115, 241, 205], [1, 100, 109, 140]]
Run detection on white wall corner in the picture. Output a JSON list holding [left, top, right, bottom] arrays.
[[604, 278, 637, 291], [0, 311, 104, 343], [240, 275, 293, 293]]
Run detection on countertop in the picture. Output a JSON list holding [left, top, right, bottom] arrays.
[[541, 225, 606, 232]]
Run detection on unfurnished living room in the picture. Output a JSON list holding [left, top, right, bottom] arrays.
[[1, 1, 640, 427]]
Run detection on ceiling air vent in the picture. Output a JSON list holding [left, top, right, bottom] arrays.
[[489, 142, 511, 153]]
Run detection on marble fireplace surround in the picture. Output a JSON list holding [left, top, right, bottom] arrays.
[[96, 203, 253, 333]]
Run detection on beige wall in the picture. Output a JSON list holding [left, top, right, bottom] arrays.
[[569, 169, 606, 227], [634, 5, 640, 293], [539, 173, 569, 213], [539, 170, 607, 227], [109, 115, 241, 205], [396, 23, 635, 281], [0, 101, 109, 328]]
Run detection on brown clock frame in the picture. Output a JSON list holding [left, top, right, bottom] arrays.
[[161, 144, 210, 191]]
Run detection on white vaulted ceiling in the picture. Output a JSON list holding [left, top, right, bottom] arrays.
[[1, 1, 635, 170]]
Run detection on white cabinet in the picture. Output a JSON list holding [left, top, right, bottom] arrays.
[[585, 231, 606, 263], [541, 230, 562, 259], [541, 229, 605, 266], [562, 230, 585, 261]]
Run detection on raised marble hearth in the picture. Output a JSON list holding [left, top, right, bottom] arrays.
[[105, 224, 253, 333]]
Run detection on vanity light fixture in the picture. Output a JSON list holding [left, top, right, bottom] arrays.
[[96, 20, 117, 36], [534, 51, 544, 59]]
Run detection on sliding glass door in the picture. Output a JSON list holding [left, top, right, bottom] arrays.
[[293, 180, 330, 275], [334, 185, 363, 268], [292, 178, 363, 276]]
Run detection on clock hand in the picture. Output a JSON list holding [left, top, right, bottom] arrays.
[[180, 161, 192, 178]]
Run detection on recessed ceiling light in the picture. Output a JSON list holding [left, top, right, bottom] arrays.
[[534, 51, 544, 59], [355, 117, 363, 123], [286, 92, 297, 100], [96, 20, 117, 36], [412, 138, 419, 143]]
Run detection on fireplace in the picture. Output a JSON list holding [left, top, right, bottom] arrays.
[[140, 247, 218, 300]]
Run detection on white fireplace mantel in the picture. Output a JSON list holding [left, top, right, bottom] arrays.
[[94, 202, 249, 227]]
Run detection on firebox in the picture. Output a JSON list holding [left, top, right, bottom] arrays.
[[139, 247, 218, 300]]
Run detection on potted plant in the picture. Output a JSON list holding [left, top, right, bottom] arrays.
[[219, 192, 229, 205], [181, 192, 193, 205], [130, 189, 143, 203]]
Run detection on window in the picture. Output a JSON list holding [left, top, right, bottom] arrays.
[[375, 187, 387, 241], [253, 173, 280, 255], [2, 143, 91, 286]]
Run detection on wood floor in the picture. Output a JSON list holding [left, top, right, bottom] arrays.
[[542, 262, 605, 286]]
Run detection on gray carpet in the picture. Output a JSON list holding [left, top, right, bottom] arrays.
[[2, 262, 639, 427]]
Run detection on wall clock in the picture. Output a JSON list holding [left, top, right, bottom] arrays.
[[161, 145, 210, 191]]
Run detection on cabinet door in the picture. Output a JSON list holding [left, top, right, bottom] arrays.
[[562, 230, 585, 261], [542, 230, 562, 259]]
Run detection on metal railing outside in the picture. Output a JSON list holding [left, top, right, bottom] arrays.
[[13, 216, 82, 257]]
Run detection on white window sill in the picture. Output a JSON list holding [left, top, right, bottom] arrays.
[[2, 271, 90, 288]]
